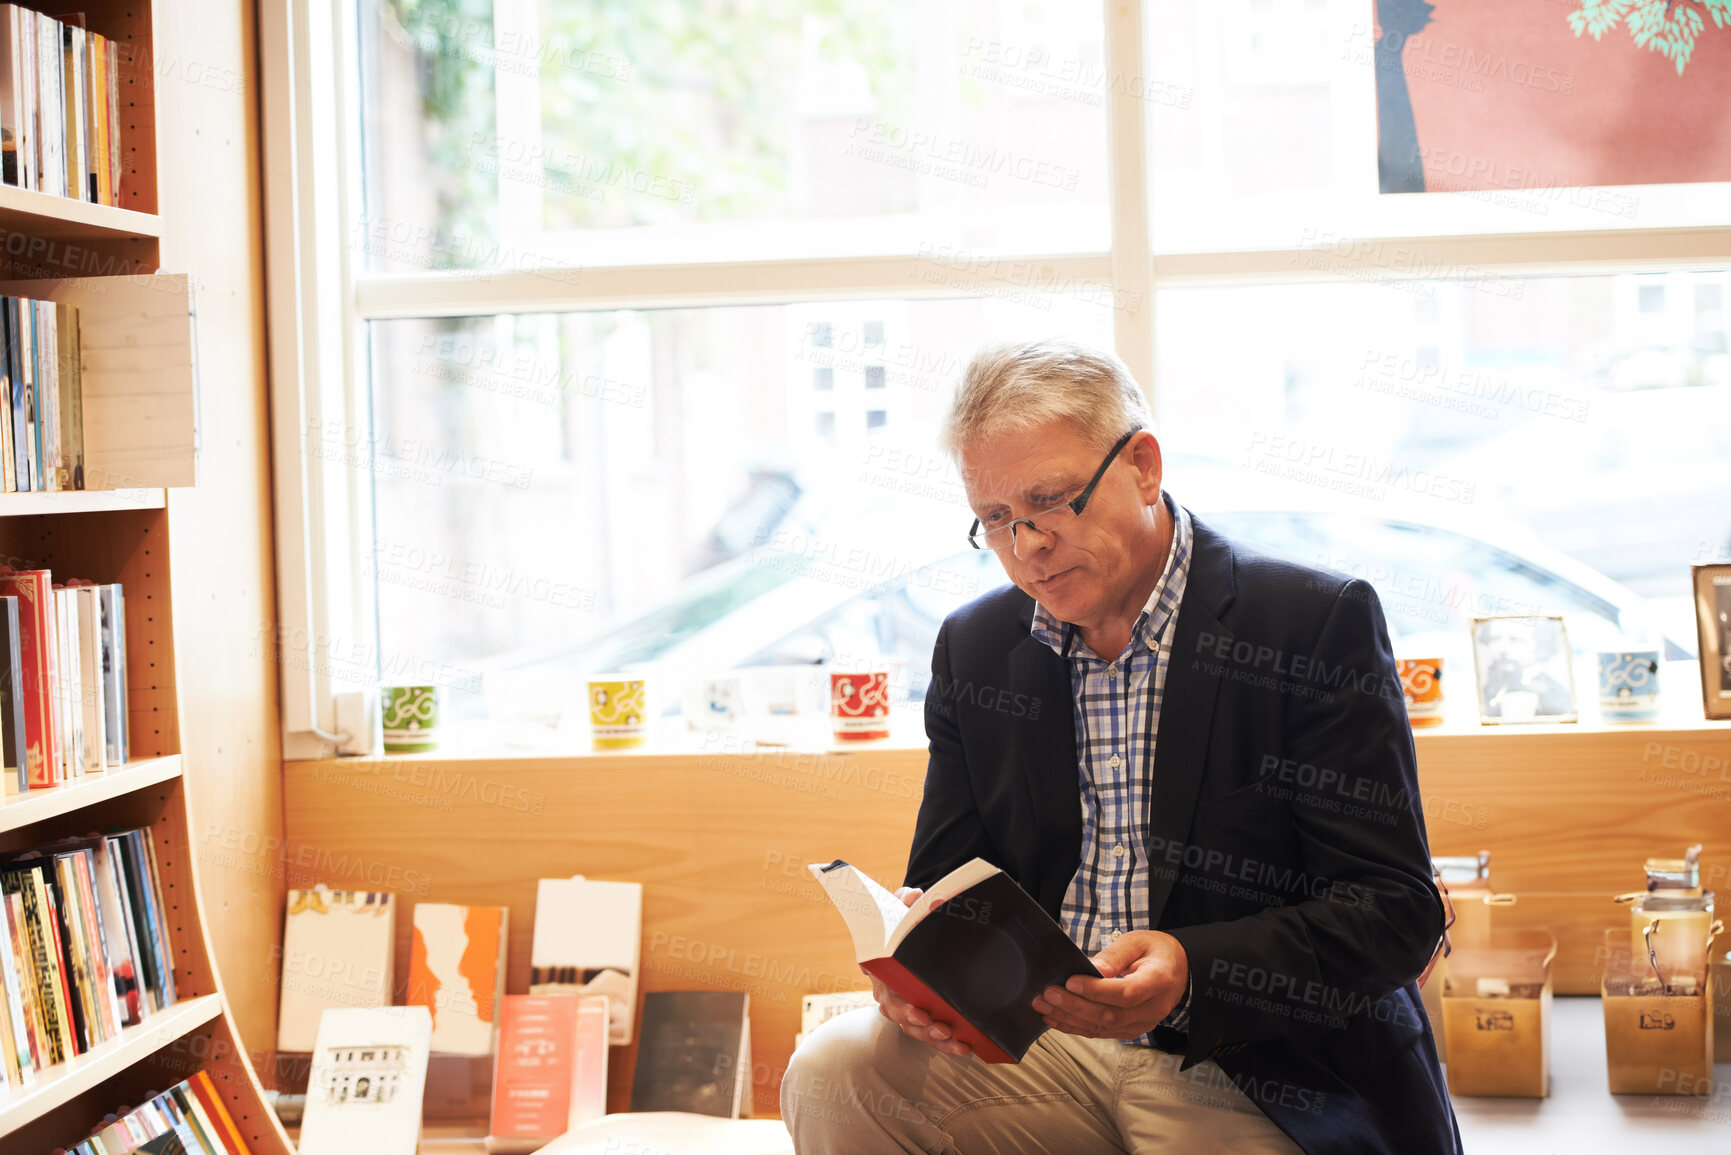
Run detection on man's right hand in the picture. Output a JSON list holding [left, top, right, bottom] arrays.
[[867, 886, 973, 1059]]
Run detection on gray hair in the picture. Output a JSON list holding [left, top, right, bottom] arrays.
[[940, 339, 1153, 458]]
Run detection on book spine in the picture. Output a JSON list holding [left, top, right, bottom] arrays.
[[99, 584, 125, 766], [57, 587, 83, 779], [18, 10, 33, 193], [192, 1068, 254, 1155], [6, 870, 70, 1062], [38, 13, 59, 198], [102, 834, 146, 1023], [0, 889, 31, 1085], [50, 856, 98, 1050], [71, 851, 121, 1039], [60, 23, 77, 202], [89, 33, 106, 204], [141, 833, 177, 1004], [861, 957, 1015, 1064], [19, 297, 35, 491], [0, 595, 21, 794], [0, 8, 19, 189], [58, 303, 81, 490], [75, 587, 104, 772], [106, 30, 118, 204], [123, 830, 173, 1010], [0, 573, 57, 787], [0, 295, 10, 491], [6, 299, 24, 493], [2, 892, 43, 1071], [41, 869, 91, 1054], [38, 299, 57, 492]]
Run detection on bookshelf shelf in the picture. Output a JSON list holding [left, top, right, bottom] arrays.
[[0, 183, 162, 245], [0, 754, 182, 834], [0, 994, 222, 1140], [0, 488, 166, 517]]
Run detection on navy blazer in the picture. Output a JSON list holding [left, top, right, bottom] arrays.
[[906, 515, 1461, 1155]]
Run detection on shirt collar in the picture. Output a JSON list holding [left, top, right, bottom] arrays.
[[1030, 492, 1193, 661]]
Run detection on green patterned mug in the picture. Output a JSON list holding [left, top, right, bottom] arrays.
[[381, 684, 440, 753]]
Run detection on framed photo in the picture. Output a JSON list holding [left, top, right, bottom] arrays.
[[1471, 615, 1577, 725], [1692, 565, 1731, 721]]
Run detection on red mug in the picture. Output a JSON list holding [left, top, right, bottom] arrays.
[[831, 670, 891, 741]]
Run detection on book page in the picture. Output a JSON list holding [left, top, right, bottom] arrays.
[[807, 861, 907, 962], [885, 857, 1000, 956]]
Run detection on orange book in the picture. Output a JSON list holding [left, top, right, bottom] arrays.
[[191, 1068, 255, 1155], [406, 903, 507, 1055], [488, 994, 608, 1149]]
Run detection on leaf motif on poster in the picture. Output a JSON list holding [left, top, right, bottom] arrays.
[[1568, 0, 1731, 75]]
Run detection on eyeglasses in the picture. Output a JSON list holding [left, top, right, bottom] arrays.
[[967, 428, 1141, 551]]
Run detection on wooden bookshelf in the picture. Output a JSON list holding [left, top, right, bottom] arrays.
[[0, 487, 165, 516], [0, 753, 180, 833], [0, 995, 222, 1140], [0, 2, 291, 1150], [0, 181, 161, 243]]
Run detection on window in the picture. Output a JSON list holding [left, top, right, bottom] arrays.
[[267, 0, 1731, 752]]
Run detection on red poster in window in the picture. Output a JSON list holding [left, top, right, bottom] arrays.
[[1374, 0, 1731, 194]]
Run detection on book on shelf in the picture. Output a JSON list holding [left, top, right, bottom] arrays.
[[73, 583, 106, 773], [99, 581, 128, 764], [0, 826, 175, 1091], [405, 901, 507, 1056], [0, 295, 87, 494], [0, 593, 25, 793], [486, 993, 609, 1152], [54, 584, 85, 779], [276, 888, 396, 1052], [528, 875, 642, 1046], [808, 857, 1101, 1064], [297, 1005, 433, 1155], [0, 568, 125, 793], [629, 990, 751, 1119], [0, 6, 118, 206], [57, 1070, 255, 1155], [0, 565, 58, 786]]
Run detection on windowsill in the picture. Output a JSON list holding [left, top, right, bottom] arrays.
[[297, 659, 1731, 763], [314, 698, 1731, 766]]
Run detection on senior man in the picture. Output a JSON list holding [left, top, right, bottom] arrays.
[[781, 340, 1459, 1154]]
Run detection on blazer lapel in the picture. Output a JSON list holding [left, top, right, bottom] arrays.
[[1147, 516, 1237, 927], [1010, 600, 1081, 917]]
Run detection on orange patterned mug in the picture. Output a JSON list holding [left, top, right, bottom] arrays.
[[1397, 658, 1445, 726]]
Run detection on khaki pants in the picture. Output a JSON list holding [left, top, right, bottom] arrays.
[[780, 1008, 1303, 1154]]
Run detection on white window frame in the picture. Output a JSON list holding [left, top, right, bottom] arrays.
[[263, 0, 1731, 758]]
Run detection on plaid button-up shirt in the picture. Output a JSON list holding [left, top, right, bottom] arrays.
[[1030, 493, 1193, 1045]]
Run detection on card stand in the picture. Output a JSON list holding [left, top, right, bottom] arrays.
[[1600, 928, 1714, 1095], [1441, 928, 1554, 1097]]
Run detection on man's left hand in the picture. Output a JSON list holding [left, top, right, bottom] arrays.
[[1032, 930, 1189, 1040]]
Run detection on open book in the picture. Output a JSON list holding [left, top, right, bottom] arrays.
[[808, 857, 1099, 1063]]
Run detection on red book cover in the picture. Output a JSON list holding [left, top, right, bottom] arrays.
[[809, 858, 1100, 1065], [0, 568, 57, 786], [860, 958, 1012, 1065], [490, 994, 598, 1143]]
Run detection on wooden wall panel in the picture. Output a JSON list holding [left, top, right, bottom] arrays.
[[284, 720, 1731, 1119], [284, 749, 926, 1118], [153, 0, 285, 1077]]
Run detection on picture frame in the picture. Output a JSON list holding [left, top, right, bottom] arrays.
[[1692, 565, 1731, 721], [1470, 615, 1578, 725]]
